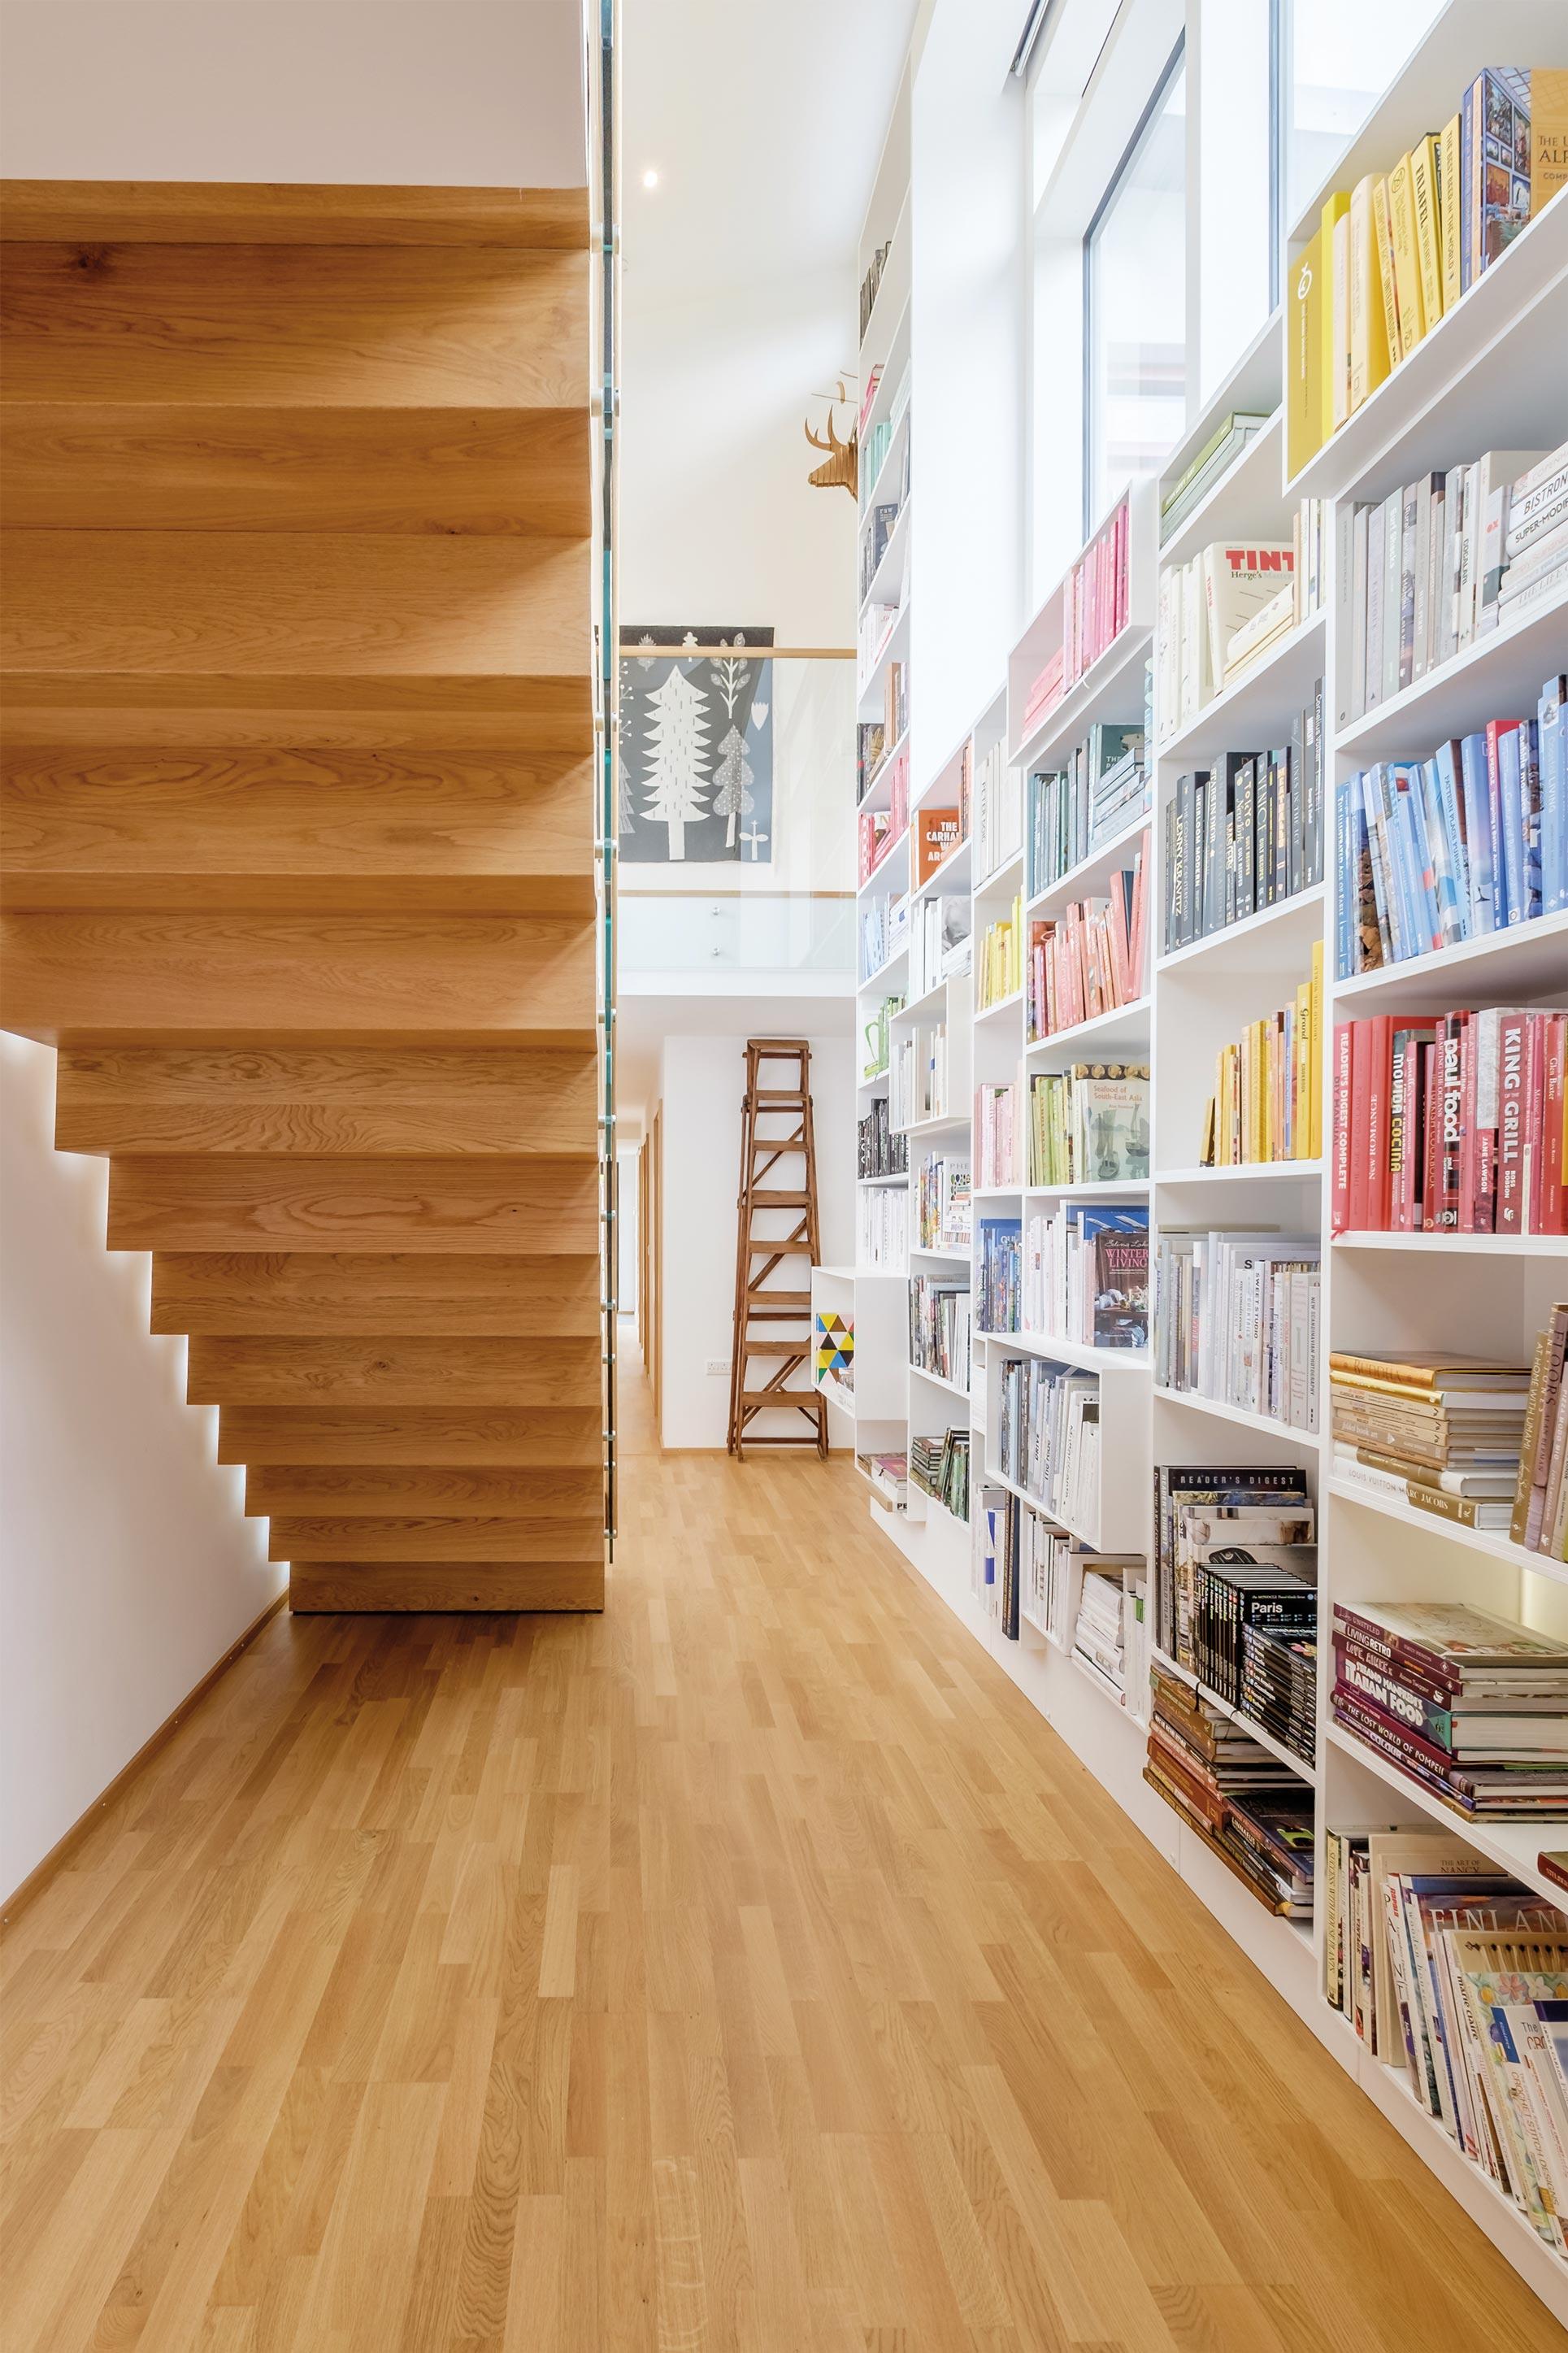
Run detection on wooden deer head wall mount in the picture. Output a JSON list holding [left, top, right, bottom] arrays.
[[805, 379, 857, 498]]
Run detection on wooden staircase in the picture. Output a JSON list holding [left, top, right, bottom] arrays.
[[0, 178, 605, 1611]]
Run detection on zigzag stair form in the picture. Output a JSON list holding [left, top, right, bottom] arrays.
[[0, 178, 604, 1611]]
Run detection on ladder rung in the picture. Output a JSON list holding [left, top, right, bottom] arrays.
[[754, 1090, 807, 1103], [749, 1191, 810, 1207], [743, 1341, 809, 1357], [747, 1238, 811, 1254], [738, 1390, 819, 1409], [745, 1291, 810, 1309]]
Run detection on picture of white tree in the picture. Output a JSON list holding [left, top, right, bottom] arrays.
[[641, 665, 710, 860], [618, 626, 773, 864]]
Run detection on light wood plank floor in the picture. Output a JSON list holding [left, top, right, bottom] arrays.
[[3, 1368, 1563, 2351]]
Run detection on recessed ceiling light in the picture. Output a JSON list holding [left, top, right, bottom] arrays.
[[642, 168, 659, 189]]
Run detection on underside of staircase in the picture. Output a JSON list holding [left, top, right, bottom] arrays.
[[0, 177, 606, 1611]]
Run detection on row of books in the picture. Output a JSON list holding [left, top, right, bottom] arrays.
[[909, 1274, 971, 1392], [856, 1097, 906, 1180], [1154, 524, 1323, 741], [993, 1354, 1101, 1536], [1290, 72, 1566, 476], [1145, 1666, 1315, 1917], [1199, 944, 1324, 1169], [1159, 411, 1270, 545], [1331, 1594, 1568, 1824], [975, 1081, 1021, 1191], [910, 1427, 969, 1521], [889, 1024, 950, 1133], [1074, 1559, 1148, 1708], [1026, 720, 1148, 898], [1336, 690, 1567, 981], [975, 1487, 1046, 1642], [1330, 1007, 1566, 1236], [1027, 1062, 1149, 1189], [1162, 708, 1326, 955], [914, 1150, 970, 1254], [975, 894, 1023, 1010], [1026, 852, 1149, 1044], [1179, 1540, 1315, 1729], [1153, 1231, 1321, 1431], [1323, 1825, 1568, 2254], [856, 728, 909, 820], [857, 1181, 908, 1271], [859, 890, 907, 982], [858, 597, 901, 681], [1023, 1204, 1148, 1350], [858, 1450, 908, 1510], [859, 375, 907, 508], [977, 1215, 1021, 1336], [1153, 1459, 1312, 1677], [859, 480, 907, 607], [971, 736, 1020, 881], [859, 239, 892, 341], [860, 994, 902, 1086], [1330, 1333, 1568, 1561], [907, 891, 968, 1000], [1021, 492, 1131, 734]]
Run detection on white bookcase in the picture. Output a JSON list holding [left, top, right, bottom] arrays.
[[830, 0, 1568, 2319]]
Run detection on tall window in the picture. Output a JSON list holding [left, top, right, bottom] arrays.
[[1284, 0, 1444, 227], [1084, 41, 1186, 535]]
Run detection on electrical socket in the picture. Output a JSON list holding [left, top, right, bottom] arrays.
[[706, 1358, 731, 1377]]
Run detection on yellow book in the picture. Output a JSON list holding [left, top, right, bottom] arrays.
[[1372, 173, 1404, 367], [1287, 224, 1326, 481], [1410, 134, 1444, 332], [1321, 193, 1350, 433], [1388, 152, 1426, 352], [1349, 176, 1392, 410], [1532, 69, 1568, 212], [1439, 111, 1462, 315]]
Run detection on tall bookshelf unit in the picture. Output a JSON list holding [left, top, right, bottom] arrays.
[[826, 2, 1568, 2320]]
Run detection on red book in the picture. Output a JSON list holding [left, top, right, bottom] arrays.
[[1364, 1015, 1394, 1230], [1457, 1011, 1481, 1232], [1496, 1011, 1531, 1233], [1420, 1038, 1441, 1231], [1388, 1026, 1434, 1233], [1524, 1011, 1548, 1237], [1331, 1022, 1354, 1234], [1436, 1013, 1465, 1230], [1543, 1014, 1566, 1237], [1346, 1020, 1373, 1230]]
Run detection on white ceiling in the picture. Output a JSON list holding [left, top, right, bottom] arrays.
[[621, 0, 922, 292]]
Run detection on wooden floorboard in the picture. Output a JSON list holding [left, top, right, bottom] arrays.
[[0, 1367, 1560, 2351]]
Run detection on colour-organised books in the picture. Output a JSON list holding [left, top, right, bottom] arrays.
[[994, 1355, 1100, 1533], [1198, 942, 1324, 1168], [858, 598, 900, 677], [1027, 722, 1149, 895], [1027, 846, 1147, 1042], [1145, 1666, 1315, 1916], [1330, 1007, 1567, 1235], [1291, 76, 1568, 475], [911, 1427, 970, 1521], [1329, 1350, 1531, 1537], [1022, 493, 1131, 733], [859, 890, 908, 982], [909, 1275, 971, 1391], [1027, 1063, 1150, 1188], [975, 1082, 1022, 1190], [915, 1151, 971, 1253], [859, 492, 906, 605], [1331, 1597, 1568, 1821], [1152, 1461, 1313, 1670], [858, 1181, 909, 1269], [1336, 682, 1568, 977], [1162, 707, 1325, 954], [1159, 413, 1271, 544], [861, 994, 902, 1084], [975, 894, 1024, 1008], [1023, 1203, 1148, 1349], [973, 737, 1021, 881], [890, 1023, 950, 1132], [857, 1097, 906, 1179], [1153, 1231, 1320, 1430], [907, 892, 969, 998], [977, 1216, 1022, 1334], [1515, 1309, 1568, 1561], [1155, 518, 1324, 737], [1184, 1541, 1316, 1716]]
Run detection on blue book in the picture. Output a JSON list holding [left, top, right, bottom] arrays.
[[1458, 732, 1495, 933], [1414, 760, 1457, 950], [1431, 740, 1470, 941], [1497, 721, 1527, 929], [1335, 775, 1357, 978], [1542, 676, 1567, 915], [1389, 766, 1436, 958], [1486, 724, 1511, 928]]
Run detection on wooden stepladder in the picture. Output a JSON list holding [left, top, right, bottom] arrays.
[[728, 1040, 828, 1460]]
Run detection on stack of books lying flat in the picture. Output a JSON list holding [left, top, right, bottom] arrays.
[[1145, 1666, 1314, 1917], [1331, 1598, 1568, 1822], [1330, 1348, 1531, 1533]]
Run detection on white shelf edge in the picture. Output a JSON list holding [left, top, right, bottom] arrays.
[[1153, 1383, 1322, 1448]]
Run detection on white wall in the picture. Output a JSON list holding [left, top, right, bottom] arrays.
[[658, 1032, 853, 1449], [0, 0, 587, 185], [909, 0, 1027, 779], [1, 1038, 283, 1901]]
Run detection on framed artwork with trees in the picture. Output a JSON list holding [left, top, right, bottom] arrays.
[[618, 628, 774, 864]]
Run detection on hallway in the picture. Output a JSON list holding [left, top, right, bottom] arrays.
[[2, 1377, 1557, 2351]]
